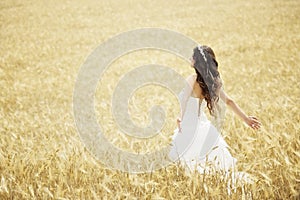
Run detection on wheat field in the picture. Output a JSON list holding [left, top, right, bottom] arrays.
[[0, 0, 299, 199]]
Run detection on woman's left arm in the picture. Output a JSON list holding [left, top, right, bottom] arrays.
[[219, 88, 262, 130]]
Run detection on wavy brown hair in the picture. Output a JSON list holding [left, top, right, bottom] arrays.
[[192, 45, 222, 116]]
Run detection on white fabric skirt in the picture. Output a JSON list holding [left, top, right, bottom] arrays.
[[169, 96, 237, 173]]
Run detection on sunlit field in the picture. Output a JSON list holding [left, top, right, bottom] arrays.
[[1, 0, 299, 199]]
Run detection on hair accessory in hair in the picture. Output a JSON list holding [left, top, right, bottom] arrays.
[[198, 45, 215, 80], [197, 45, 207, 62]]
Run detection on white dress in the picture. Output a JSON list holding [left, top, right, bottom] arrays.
[[169, 89, 237, 174]]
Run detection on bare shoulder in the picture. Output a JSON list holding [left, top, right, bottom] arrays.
[[185, 74, 197, 87], [187, 74, 204, 98]]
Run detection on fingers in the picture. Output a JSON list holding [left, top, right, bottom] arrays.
[[250, 116, 260, 122], [249, 116, 258, 120], [176, 120, 182, 133], [249, 120, 262, 130], [249, 116, 262, 127], [251, 123, 261, 130], [247, 116, 262, 130]]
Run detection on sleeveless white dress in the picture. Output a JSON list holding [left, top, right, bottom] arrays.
[[169, 91, 237, 174]]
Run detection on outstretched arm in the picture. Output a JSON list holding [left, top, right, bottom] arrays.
[[176, 75, 195, 131], [220, 89, 261, 130]]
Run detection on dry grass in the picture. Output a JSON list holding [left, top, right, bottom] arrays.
[[0, 0, 299, 199]]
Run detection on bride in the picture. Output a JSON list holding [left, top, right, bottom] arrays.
[[169, 45, 261, 174]]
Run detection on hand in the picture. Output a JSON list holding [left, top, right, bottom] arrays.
[[177, 117, 182, 133], [246, 116, 262, 130]]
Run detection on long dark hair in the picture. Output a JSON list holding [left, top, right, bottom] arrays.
[[192, 45, 222, 116]]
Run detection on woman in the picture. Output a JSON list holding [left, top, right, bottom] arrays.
[[169, 45, 261, 174]]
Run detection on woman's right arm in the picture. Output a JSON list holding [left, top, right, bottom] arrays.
[[177, 75, 195, 131], [220, 89, 261, 130]]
